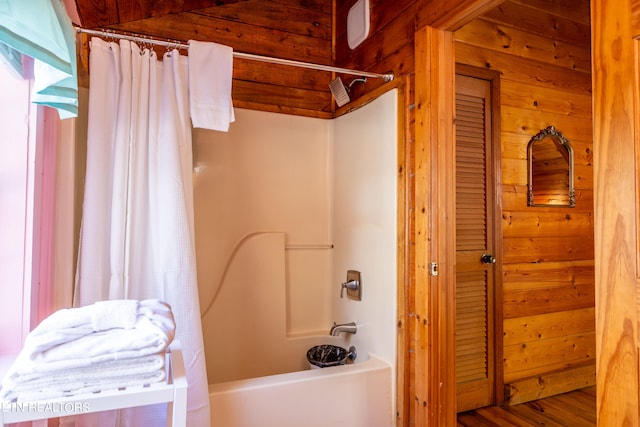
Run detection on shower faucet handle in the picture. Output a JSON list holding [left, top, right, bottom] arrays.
[[340, 279, 359, 298], [340, 270, 362, 300]]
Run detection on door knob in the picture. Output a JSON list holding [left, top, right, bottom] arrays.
[[480, 254, 496, 264]]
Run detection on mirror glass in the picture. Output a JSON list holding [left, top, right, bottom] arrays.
[[527, 126, 575, 207]]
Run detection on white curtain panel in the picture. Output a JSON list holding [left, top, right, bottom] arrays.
[[74, 37, 210, 426]]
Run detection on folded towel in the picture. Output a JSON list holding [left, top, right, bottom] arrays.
[[92, 299, 139, 331], [1, 354, 166, 402], [6, 299, 175, 374], [188, 40, 235, 131], [0, 300, 175, 403]]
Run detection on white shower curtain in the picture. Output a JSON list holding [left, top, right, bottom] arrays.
[[74, 38, 210, 426]]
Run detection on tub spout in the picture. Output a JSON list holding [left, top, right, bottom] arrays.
[[330, 322, 357, 336]]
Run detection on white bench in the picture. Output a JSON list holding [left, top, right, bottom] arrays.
[[0, 341, 187, 427]]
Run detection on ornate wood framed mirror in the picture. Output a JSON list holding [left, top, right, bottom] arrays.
[[527, 126, 575, 207]]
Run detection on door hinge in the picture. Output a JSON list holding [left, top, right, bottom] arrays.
[[429, 262, 439, 276]]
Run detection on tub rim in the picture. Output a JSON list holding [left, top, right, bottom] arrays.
[[208, 353, 390, 394]]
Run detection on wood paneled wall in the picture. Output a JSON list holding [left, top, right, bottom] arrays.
[[82, 0, 335, 117], [592, 0, 640, 423], [454, 0, 595, 405]]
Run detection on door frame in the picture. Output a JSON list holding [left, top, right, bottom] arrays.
[[413, 26, 457, 426], [413, 19, 504, 425]]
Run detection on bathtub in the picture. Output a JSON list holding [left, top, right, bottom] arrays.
[[209, 354, 394, 427]]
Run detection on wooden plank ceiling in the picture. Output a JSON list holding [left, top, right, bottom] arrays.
[[73, 0, 336, 117], [70, 0, 526, 118]]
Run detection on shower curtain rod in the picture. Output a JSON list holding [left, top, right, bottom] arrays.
[[75, 27, 395, 82]]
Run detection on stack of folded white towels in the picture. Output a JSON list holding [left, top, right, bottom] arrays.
[[0, 299, 175, 402]]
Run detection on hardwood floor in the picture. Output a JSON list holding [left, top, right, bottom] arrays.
[[457, 386, 596, 426]]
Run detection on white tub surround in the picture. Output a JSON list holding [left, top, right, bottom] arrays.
[[195, 90, 399, 426]]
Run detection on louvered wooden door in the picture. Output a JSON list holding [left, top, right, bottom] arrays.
[[455, 73, 497, 412]]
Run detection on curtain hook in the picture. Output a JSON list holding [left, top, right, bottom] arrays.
[[166, 39, 180, 55], [143, 36, 152, 54], [104, 28, 115, 43]]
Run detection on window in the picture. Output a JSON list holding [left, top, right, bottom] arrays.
[[0, 62, 37, 354], [0, 61, 76, 355]]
